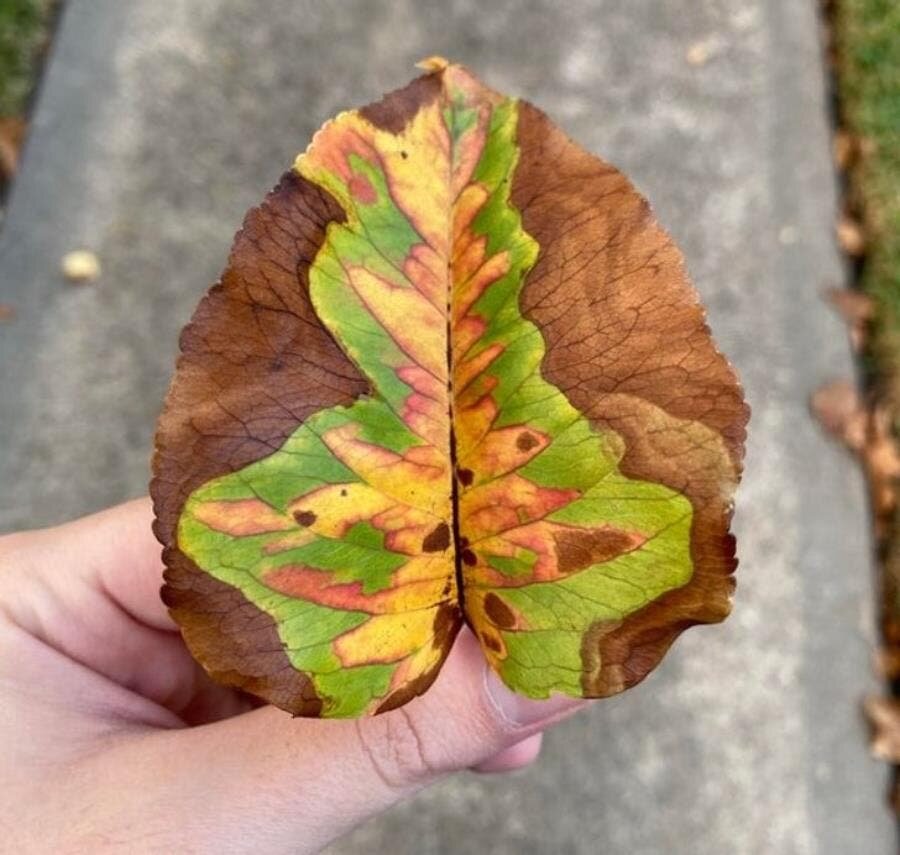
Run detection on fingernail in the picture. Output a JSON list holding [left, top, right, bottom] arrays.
[[484, 667, 589, 728]]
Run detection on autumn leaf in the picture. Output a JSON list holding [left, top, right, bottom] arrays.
[[151, 58, 748, 718], [811, 380, 900, 538], [0, 117, 26, 182], [826, 286, 873, 352], [865, 695, 900, 763]]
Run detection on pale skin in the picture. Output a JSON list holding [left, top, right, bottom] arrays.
[[0, 499, 588, 854]]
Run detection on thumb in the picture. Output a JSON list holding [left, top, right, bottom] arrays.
[[121, 630, 587, 854]]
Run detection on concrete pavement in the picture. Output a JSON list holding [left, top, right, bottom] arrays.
[[0, 1, 893, 852]]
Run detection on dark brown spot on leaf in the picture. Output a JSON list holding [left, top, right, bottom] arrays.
[[422, 521, 451, 553], [484, 592, 516, 629], [516, 431, 539, 451], [461, 548, 477, 567], [554, 528, 641, 575], [458, 468, 474, 486], [481, 632, 502, 653], [293, 509, 317, 527]]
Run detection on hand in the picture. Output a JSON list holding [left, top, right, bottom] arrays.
[[0, 499, 587, 853]]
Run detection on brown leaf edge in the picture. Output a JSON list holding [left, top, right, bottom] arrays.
[[151, 171, 363, 716], [512, 100, 749, 697]]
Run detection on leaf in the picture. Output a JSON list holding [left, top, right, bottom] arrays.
[[836, 214, 866, 256], [826, 286, 873, 352], [152, 58, 748, 717], [811, 379, 867, 452], [865, 695, 900, 762], [0, 117, 26, 182], [811, 379, 900, 539]]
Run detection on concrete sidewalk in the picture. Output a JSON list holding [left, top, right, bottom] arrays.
[[0, 1, 894, 852]]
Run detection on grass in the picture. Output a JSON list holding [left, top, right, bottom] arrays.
[[834, 7, 900, 718], [835, 2, 900, 408], [0, 0, 56, 117]]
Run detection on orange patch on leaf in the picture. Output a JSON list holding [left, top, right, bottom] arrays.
[[460, 474, 578, 542], [263, 564, 447, 614], [322, 421, 450, 513], [191, 499, 295, 537], [470, 424, 549, 480]]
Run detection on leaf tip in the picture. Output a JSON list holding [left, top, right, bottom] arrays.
[[415, 55, 451, 73]]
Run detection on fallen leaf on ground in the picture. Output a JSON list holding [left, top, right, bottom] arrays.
[[0, 117, 26, 181], [874, 646, 900, 680], [836, 215, 866, 256], [826, 287, 874, 351], [832, 128, 857, 171], [867, 407, 900, 527], [812, 381, 900, 538], [811, 380, 867, 451], [865, 695, 900, 762]]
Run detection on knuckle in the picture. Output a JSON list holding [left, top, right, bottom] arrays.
[[355, 707, 435, 790]]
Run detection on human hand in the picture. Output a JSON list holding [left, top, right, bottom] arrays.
[[0, 499, 588, 853]]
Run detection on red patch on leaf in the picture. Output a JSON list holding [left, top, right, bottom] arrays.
[[348, 173, 377, 204]]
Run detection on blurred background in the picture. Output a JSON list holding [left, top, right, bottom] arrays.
[[0, 1, 897, 852]]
